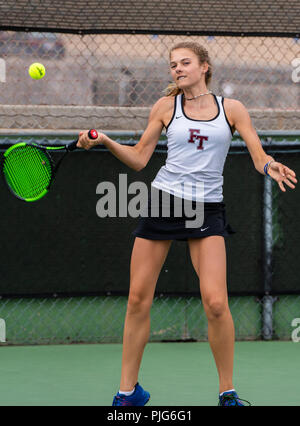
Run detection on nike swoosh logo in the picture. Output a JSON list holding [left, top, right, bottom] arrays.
[[175, 116, 182, 119], [200, 227, 209, 231]]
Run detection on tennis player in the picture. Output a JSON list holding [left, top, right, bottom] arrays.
[[78, 41, 297, 406]]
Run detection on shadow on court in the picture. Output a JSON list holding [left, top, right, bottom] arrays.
[[0, 341, 298, 406]]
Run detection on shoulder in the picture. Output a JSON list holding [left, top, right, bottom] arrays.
[[224, 98, 247, 112], [151, 96, 175, 115], [148, 96, 176, 126], [223, 98, 250, 123], [223, 98, 246, 112]]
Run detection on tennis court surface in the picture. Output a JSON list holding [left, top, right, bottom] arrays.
[[0, 0, 299, 410], [0, 341, 298, 406]]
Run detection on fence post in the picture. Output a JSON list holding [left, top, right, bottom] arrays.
[[262, 174, 274, 340], [0, 318, 6, 342]]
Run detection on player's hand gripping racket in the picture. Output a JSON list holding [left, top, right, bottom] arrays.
[[1, 129, 98, 202]]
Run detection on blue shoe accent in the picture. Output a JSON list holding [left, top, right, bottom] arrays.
[[112, 383, 150, 406], [218, 390, 251, 406]]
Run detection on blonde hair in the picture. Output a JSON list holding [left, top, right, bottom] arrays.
[[164, 42, 213, 97]]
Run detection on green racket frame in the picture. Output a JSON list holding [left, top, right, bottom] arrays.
[[2, 130, 98, 202], [2, 143, 67, 202]]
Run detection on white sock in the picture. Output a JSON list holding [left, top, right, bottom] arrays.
[[119, 387, 135, 396], [219, 388, 235, 396]]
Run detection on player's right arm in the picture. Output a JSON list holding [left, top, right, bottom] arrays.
[[78, 97, 172, 171]]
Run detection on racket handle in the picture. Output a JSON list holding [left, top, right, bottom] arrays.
[[67, 129, 99, 151], [88, 129, 98, 140]]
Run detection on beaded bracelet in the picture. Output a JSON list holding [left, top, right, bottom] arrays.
[[264, 160, 275, 176]]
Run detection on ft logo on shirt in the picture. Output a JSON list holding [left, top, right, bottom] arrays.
[[188, 129, 208, 150]]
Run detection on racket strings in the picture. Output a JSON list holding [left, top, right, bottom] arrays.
[[16, 147, 52, 195], [8, 149, 38, 195], [3, 145, 53, 200]]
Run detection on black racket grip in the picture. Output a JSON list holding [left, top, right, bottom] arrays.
[[67, 129, 99, 151]]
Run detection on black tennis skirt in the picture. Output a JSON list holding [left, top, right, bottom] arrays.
[[132, 189, 236, 241]]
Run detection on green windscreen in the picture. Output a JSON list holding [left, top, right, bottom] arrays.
[[3, 143, 53, 202]]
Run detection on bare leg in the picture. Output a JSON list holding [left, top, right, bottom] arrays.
[[120, 237, 172, 391], [188, 236, 235, 394]]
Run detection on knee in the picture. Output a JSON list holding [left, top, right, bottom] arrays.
[[204, 298, 228, 320], [127, 292, 152, 316]]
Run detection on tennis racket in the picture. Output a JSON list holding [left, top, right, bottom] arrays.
[[2, 129, 98, 202]]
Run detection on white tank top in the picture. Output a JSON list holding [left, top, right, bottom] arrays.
[[151, 93, 233, 202]]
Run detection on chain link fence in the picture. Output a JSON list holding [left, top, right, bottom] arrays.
[[0, 29, 299, 345], [0, 294, 298, 345], [0, 32, 299, 130]]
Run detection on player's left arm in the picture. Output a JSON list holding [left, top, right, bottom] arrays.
[[224, 98, 297, 192]]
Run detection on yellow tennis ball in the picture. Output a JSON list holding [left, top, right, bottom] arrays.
[[28, 63, 46, 80]]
